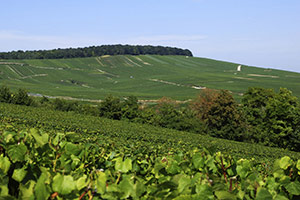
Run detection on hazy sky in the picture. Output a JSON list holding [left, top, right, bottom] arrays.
[[1, 0, 300, 72]]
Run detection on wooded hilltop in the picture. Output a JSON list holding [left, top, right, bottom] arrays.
[[0, 44, 193, 59]]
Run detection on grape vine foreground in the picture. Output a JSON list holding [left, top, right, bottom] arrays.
[[0, 124, 300, 199]]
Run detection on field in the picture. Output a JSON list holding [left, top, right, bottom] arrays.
[[1, 103, 299, 164], [1, 103, 300, 199], [1, 55, 300, 101]]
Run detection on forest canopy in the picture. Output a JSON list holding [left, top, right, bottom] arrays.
[[0, 44, 193, 59]]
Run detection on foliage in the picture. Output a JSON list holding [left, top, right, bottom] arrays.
[[0, 85, 12, 103], [190, 88, 219, 121], [0, 125, 299, 199], [205, 90, 247, 141], [0, 44, 193, 59], [121, 96, 139, 120], [52, 98, 79, 112], [1, 102, 300, 164], [11, 88, 33, 106], [99, 95, 122, 120], [242, 87, 300, 151]]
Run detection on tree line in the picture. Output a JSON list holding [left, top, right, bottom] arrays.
[[1, 85, 299, 151], [0, 45, 193, 59]]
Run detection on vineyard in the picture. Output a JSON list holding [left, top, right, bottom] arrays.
[[1, 55, 300, 101], [0, 103, 300, 199]]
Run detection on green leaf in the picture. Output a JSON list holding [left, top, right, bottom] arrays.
[[52, 174, 76, 195], [0, 155, 11, 174], [76, 175, 88, 191], [30, 128, 48, 147], [115, 157, 132, 173], [65, 142, 81, 155], [166, 160, 181, 175], [96, 171, 107, 194], [236, 159, 251, 179], [35, 172, 50, 200], [119, 175, 134, 199], [192, 153, 204, 169], [7, 143, 27, 163], [19, 180, 36, 200], [297, 160, 300, 175], [279, 156, 292, 170], [3, 131, 15, 143], [196, 184, 214, 200], [215, 191, 236, 200], [173, 194, 193, 200], [206, 156, 217, 173], [256, 188, 272, 200], [285, 181, 300, 195], [177, 175, 191, 193], [12, 167, 27, 182], [0, 184, 9, 197], [133, 179, 145, 199], [274, 194, 289, 200]]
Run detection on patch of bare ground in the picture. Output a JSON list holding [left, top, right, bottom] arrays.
[[134, 57, 151, 65], [234, 77, 254, 81], [247, 74, 279, 78]]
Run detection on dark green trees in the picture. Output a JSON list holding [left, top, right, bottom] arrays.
[[99, 95, 122, 120], [205, 90, 246, 141], [0, 86, 33, 106], [0, 85, 12, 103], [242, 87, 300, 150], [0, 45, 193, 59]]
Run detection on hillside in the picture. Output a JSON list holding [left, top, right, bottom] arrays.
[[1, 55, 300, 101]]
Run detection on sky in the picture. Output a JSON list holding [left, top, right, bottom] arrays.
[[0, 0, 300, 72]]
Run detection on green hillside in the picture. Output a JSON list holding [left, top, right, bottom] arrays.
[[1, 55, 300, 100]]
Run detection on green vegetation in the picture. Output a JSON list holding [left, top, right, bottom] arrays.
[[1, 85, 300, 199], [0, 44, 193, 59], [1, 55, 300, 100], [1, 102, 299, 163], [1, 85, 300, 152], [1, 111, 300, 199], [1, 50, 300, 198]]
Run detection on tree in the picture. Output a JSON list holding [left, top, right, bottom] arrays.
[[190, 88, 219, 121], [205, 90, 246, 141], [121, 96, 139, 120], [0, 85, 12, 103], [99, 95, 122, 120], [12, 88, 33, 106], [242, 87, 300, 151]]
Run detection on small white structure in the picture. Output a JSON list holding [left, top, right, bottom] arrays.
[[237, 65, 242, 72]]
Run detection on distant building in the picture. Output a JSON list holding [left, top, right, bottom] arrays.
[[237, 65, 242, 72]]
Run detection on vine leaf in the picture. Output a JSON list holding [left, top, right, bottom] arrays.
[[52, 174, 76, 195]]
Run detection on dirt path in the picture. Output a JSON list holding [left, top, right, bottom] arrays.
[[19, 74, 48, 79], [0, 62, 25, 66], [124, 56, 143, 67], [247, 74, 279, 78], [134, 57, 151, 65], [95, 57, 105, 66], [6, 65, 23, 77], [149, 78, 206, 90]]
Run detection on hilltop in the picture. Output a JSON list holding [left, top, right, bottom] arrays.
[[1, 54, 300, 101]]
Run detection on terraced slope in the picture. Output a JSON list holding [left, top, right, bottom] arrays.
[[1, 55, 300, 100]]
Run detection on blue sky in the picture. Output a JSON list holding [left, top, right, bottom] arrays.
[[1, 0, 300, 72]]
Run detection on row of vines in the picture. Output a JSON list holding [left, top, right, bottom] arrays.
[[1, 124, 300, 199]]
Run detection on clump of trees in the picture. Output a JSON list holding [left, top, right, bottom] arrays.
[[0, 45, 193, 60], [242, 87, 300, 151], [0, 86, 34, 106], [1, 85, 300, 151]]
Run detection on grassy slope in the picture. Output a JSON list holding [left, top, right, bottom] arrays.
[[1, 102, 299, 164], [1, 55, 300, 100]]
